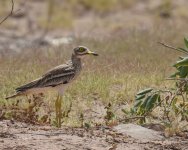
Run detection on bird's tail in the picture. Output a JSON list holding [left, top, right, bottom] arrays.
[[5, 92, 22, 100], [5, 78, 41, 100], [15, 78, 41, 92]]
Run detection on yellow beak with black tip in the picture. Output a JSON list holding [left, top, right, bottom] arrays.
[[87, 50, 99, 56]]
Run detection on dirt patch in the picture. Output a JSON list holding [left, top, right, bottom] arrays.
[[0, 120, 188, 150]]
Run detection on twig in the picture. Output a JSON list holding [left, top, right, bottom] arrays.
[[166, 78, 188, 81], [158, 42, 188, 54], [0, 0, 14, 25], [119, 116, 145, 122]]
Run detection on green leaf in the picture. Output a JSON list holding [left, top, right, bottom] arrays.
[[179, 66, 188, 78], [135, 94, 145, 101], [141, 95, 151, 109], [184, 37, 188, 48], [146, 94, 159, 111], [173, 57, 188, 67], [137, 88, 153, 96], [134, 100, 142, 108]]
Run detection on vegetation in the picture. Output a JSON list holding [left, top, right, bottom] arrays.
[[123, 38, 188, 136]]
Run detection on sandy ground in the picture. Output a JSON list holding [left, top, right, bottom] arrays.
[[0, 120, 188, 150]]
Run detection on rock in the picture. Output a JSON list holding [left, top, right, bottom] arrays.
[[113, 124, 164, 142]]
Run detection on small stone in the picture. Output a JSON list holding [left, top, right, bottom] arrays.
[[113, 124, 164, 142]]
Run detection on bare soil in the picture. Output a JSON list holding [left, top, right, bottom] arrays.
[[0, 120, 187, 150]]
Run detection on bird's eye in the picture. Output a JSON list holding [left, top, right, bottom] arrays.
[[79, 47, 85, 52]]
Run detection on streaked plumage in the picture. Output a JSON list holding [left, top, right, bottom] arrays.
[[6, 46, 98, 99]]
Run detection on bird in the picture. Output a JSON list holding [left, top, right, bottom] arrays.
[[5, 46, 98, 100]]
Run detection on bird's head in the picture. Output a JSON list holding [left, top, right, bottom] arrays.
[[73, 46, 98, 58]]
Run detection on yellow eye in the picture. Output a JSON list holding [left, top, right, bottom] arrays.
[[79, 47, 85, 52]]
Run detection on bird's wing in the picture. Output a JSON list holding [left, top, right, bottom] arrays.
[[16, 62, 75, 92], [37, 63, 75, 87]]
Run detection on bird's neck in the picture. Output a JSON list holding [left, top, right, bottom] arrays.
[[71, 54, 82, 70]]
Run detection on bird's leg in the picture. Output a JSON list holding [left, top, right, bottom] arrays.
[[58, 95, 62, 128], [55, 94, 62, 128], [55, 94, 60, 127]]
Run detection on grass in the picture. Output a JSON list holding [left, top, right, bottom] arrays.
[[1, 23, 187, 126]]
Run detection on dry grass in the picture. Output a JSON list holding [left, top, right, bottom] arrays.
[[1, 23, 188, 126]]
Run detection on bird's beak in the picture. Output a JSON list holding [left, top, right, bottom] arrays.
[[87, 50, 99, 56]]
